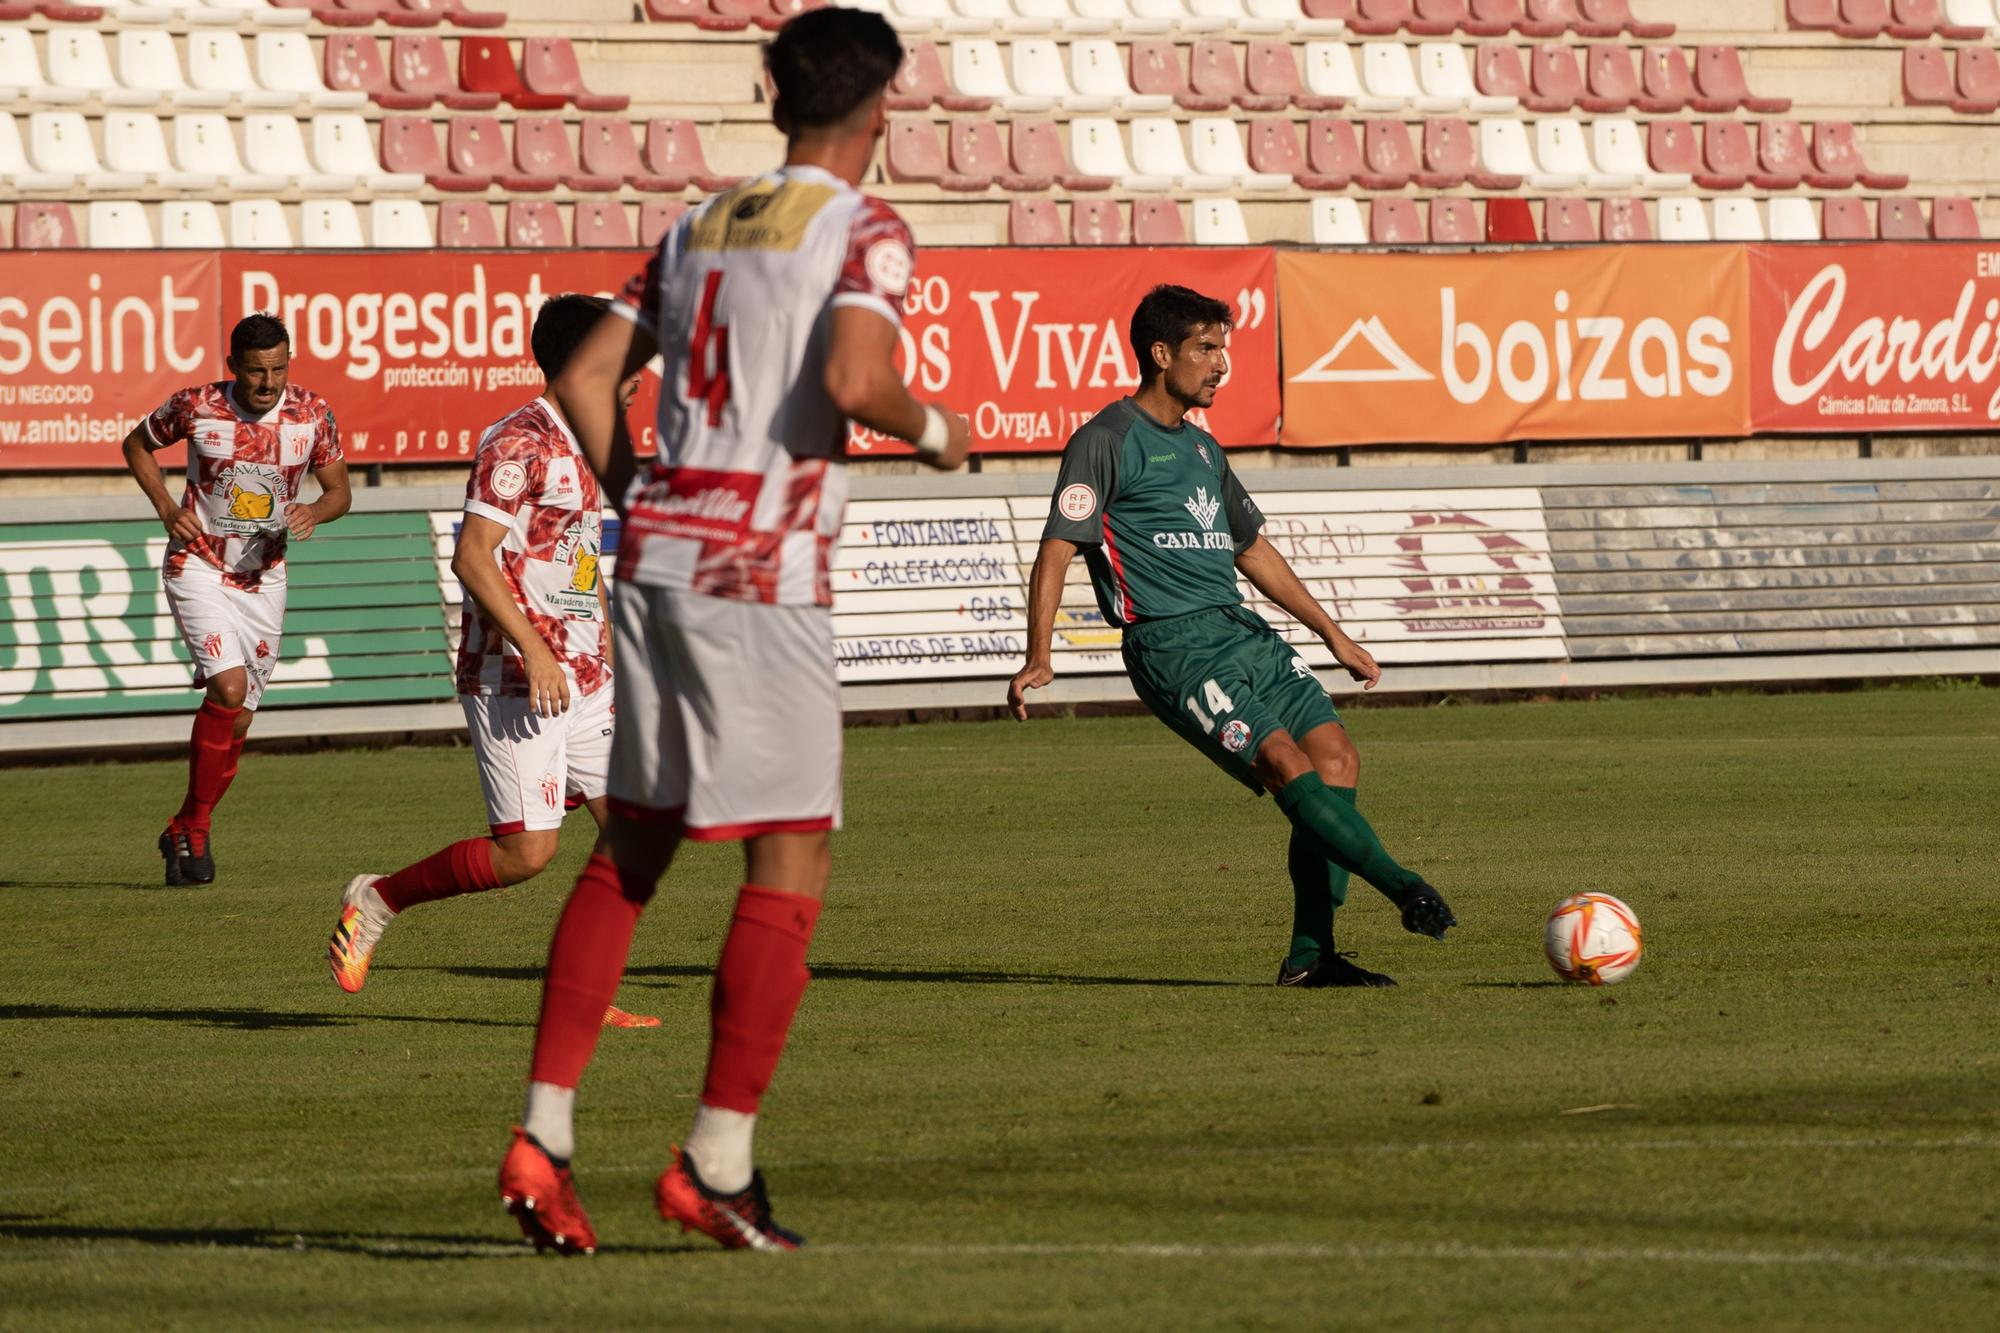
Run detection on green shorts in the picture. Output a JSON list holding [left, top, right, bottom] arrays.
[[1121, 604, 1342, 794]]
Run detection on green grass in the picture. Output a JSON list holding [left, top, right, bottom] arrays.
[[2, 690, 1997, 1329]]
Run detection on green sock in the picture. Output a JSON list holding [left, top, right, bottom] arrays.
[[1286, 789, 1353, 968], [1277, 772, 1425, 907]]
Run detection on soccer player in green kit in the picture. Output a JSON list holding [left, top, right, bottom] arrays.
[[1006, 285, 1457, 987]]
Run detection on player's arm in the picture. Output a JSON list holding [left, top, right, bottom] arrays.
[[122, 422, 204, 547], [1007, 536, 1077, 720], [451, 513, 571, 718], [1235, 535, 1379, 691], [554, 313, 655, 502], [823, 306, 968, 471], [289, 458, 351, 541]]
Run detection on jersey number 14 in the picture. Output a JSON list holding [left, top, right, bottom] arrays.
[[687, 270, 730, 428]]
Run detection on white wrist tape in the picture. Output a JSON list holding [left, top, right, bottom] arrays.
[[914, 404, 950, 458]]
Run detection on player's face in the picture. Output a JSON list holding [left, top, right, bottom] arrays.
[[617, 372, 643, 413], [228, 344, 291, 414], [1162, 323, 1230, 409]]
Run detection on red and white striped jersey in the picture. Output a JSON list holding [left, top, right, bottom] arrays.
[[144, 381, 341, 592], [455, 397, 611, 699], [611, 164, 914, 606]]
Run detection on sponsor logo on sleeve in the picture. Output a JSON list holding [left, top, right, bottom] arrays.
[[1058, 483, 1097, 521], [1220, 719, 1251, 754]]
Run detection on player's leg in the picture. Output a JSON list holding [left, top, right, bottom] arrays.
[[160, 569, 250, 885], [570, 709, 660, 1031], [1282, 723, 1357, 980]]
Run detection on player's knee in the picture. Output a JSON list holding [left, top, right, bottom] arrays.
[[1251, 732, 1312, 792], [207, 671, 248, 710], [1314, 729, 1360, 788], [493, 830, 561, 882]]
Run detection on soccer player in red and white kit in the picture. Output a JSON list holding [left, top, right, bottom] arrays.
[[121, 314, 350, 886], [324, 295, 655, 1029], [492, 8, 971, 1255]]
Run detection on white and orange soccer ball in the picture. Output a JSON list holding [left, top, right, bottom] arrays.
[[1542, 893, 1644, 985]]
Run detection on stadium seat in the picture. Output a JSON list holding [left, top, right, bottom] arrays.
[[1474, 42, 1533, 104], [1642, 46, 1710, 113], [369, 199, 433, 247], [506, 199, 565, 248], [201, 0, 314, 25], [176, 113, 285, 191], [449, 116, 555, 192], [438, 198, 499, 247], [1517, 0, 1573, 34], [1657, 197, 1710, 240], [1070, 117, 1165, 190], [1878, 195, 1930, 238], [1902, 47, 1957, 107], [1427, 117, 1520, 188], [1767, 195, 1820, 239], [1484, 195, 1536, 240], [314, 0, 388, 28], [1191, 40, 1288, 111], [1537, 117, 1632, 188], [1816, 121, 1907, 188], [1543, 198, 1596, 242], [259, 31, 368, 108], [1834, 0, 1889, 37], [1351, 0, 1413, 33], [951, 40, 1046, 112], [1420, 41, 1514, 111], [391, 35, 501, 109], [1527, 44, 1585, 112], [1362, 119, 1423, 187], [317, 32, 405, 108], [1364, 41, 1458, 110], [382, 0, 449, 24], [1695, 46, 1790, 113], [382, 115, 488, 190], [1190, 117, 1289, 188], [1712, 197, 1765, 240], [105, 111, 215, 188], [161, 200, 225, 248], [947, 121, 1036, 190], [1131, 198, 1186, 244], [302, 199, 365, 248], [1311, 195, 1368, 244], [1246, 41, 1341, 109], [1128, 40, 1224, 111], [32, 112, 145, 190], [1257, 0, 1347, 32], [1932, 195, 1982, 236], [1066, 197, 1119, 244], [1008, 197, 1062, 244], [515, 116, 621, 192], [1942, 0, 2000, 34], [46, 29, 154, 106], [1466, 0, 1528, 32], [1957, 46, 2000, 112], [1821, 196, 1872, 238], [1191, 197, 1249, 243], [523, 38, 630, 112], [1412, 0, 1469, 33], [651, 119, 743, 192], [1594, 118, 1689, 189], [1304, 41, 1385, 108], [889, 42, 954, 110], [1648, 119, 1705, 185], [14, 202, 81, 249], [1014, 39, 1109, 110], [1701, 118, 1755, 189], [580, 117, 676, 192], [572, 200, 633, 247], [1898, 0, 1989, 36], [1305, 115, 1366, 185], [639, 199, 688, 248], [87, 200, 152, 248], [642, 0, 750, 28], [1479, 117, 1577, 188], [1430, 196, 1479, 242], [1599, 196, 1651, 240], [416, 1, 502, 28], [1370, 196, 1426, 243], [188, 30, 300, 109], [888, 120, 990, 189], [1582, 44, 1642, 112], [246, 113, 352, 190], [1011, 0, 1111, 30], [1133, 118, 1230, 190], [115, 30, 221, 109], [1248, 118, 1334, 188], [228, 197, 292, 246], [1580, 0, 1671, 35], [1013, 117, 1111, 189], [0, 31, 84, 106], [1757, 120, 1815, 188], [103, 0, 184, 24], [460, 38, 566, 111], [317, 114, 424, 190], [1071, 39, 1170, 110]]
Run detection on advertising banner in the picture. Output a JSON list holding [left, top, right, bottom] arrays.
[[851, 246, 1281, 456], [1750, 242, 2000, 434], [1277, 245, 1751, 446]]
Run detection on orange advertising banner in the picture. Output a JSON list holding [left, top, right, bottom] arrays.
[[1276, 245, 1752, 446]]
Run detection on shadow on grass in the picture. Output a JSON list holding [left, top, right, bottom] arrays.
[[385, 963, 1247, 989], [0, 1004, 529, 1031], [0, 1218, 687, 1261], [0, 880, 160, 891], [1462, 981, 1572, 989]]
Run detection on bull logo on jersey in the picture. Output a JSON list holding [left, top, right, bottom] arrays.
[[226, 483, 274, 522], [1184, 487, 1221, 530], [570, 552, 599, 595]]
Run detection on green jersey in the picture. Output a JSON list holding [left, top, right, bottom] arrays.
[[1041, 398, 1263, 627]]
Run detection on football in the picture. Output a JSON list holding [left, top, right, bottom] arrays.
[[1542, 893, 1644, 986]]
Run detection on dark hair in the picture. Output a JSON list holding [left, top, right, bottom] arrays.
[[765, 8, 902, 131], [531, 294, 610, 378], [1130, 285, 1233, 385], [229, 313, 289, 362]]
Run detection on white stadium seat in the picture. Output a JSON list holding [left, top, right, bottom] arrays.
[[245, 112, 355, 191], [256, 31, 368, 110], [104, 111, 219, 189], [1249, 0, 1344, 35], [191, 0, 313, 25], [952, 40, 1053, 112], [1070, 116, 1170, 191], [1306, 42, 1394, 110], [1012, 38, 1111, 110], [1189, 117, 1290, 189], [1536, 117, 1633, 189], [1767, 196, 1820, 241], [1132, 0, 1225, 32], [1593, 118, 1690, 191], [1944, 0, 2000, 37], [1071, 39, 1172, 111], [48, 29, 159, 107], [887, 0, 992, 33], [1364, 42, 1459, 112], [301, 199, 365, 249], [954, 0, 1054, 31], [1478, 118, 1577, 190], [1311, 195, 1367, 245], [98, 0, 177, 25], [118, 29, 229, 109], [228, 197, 293, 247], [1658, 197, 1711, 241], [1419, 42, 1515, 113], [1073, 0, 1169, 31], [32, 112, 148, 190], [176, 112, 288, 192], [1712, 196, 1765, 241], [1130, 117, 1230, 191], [161, 200, 226, 248], [368, 199, 434, 248], [1192, 196, 1251, 244], [1191, 0, 1283, 32], [314, 114, 426, 191], [0, 29, 88, 105], [87, 200, 154, 249], [1012, 0, 1113, 32], [189, 30, 300, 109], [0, 113, 74, 191]]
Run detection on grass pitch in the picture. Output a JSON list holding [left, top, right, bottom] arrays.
[[1, 688, 1996, 1329]]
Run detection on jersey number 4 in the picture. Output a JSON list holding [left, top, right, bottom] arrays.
[[1183, 678, 1235, 733], [687, 270, 730, 428]]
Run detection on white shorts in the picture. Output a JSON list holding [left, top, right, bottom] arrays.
[[462, 683, 615, 834], [608, 583, 842, 841], [164, 562, 286, 711]]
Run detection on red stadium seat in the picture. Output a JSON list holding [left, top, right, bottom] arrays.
[[1580, 0, 1672, 36], [1303, 0, 1356, 20], [382, 0, 443, 24], [1361, 120, 1421, 189], [316, 0, 382, 29], [34, 4, 105, 21], [1484, 196, 1538, 241], [1757, 120, 1817, 188], [1475, 42, 1534, 102], [449, 116, 558, 192], [952, 120, 1044, 190], [515, 116, 621, 193], [1582, 44, 1641, 112], [1370, 197, 1426, 244], [438, 200, 499, 248], [1467, 0, 1526, 33], [1834, 0, 1889, 38], [1600, 197, 1652, 241], [573, 200, 634, 248], [1877, 196, 1929, 239], [14, 202, 80, 249], [1822, 197, 1873, 238], [1701, 119, 1756, 189], [523, 38, 631, 112], [1012, 119, 1111, 191], [646, 119, 742, 192], [1250, 118, 1345, 189], [325, 35, 432, 110], [1428, 117, 1522, 188], [1131, 40, 1228, 112], [1956, 47, 2000, 114], [400, 0, 506, 25], [1430, 197, 1480, 242], [1543, 198, 1596, 242], [459, 38, 567, 111], [1132, 199, 1186, 245], [506, 200, 566, 248], [580, 117, 680, 192], [887, 121, 989, 191], [1894, 0, 1988, 38], [1902, 47, 1957, 106], [1191, 40, 1287, 111], [1008, 198, 1063, 245], [643, 0, 752, 28], [1648, 119, 1706, 181], [1787, 0, 1837, 29], [1931, 195, 1982, 238], [1247, 42, 1342, 110], [1636, 46, 1697, 112], [1526, 0, 1603, 36], [1696, 46, 1791, 113], [1351, 0, 1415, 34], [382, 114, 490, 190], [890, 42, 991, 112], [1412, 0, 1468, 34], [392, 35, 501, 110], [1306, 117, 1366, 186], [1527, 44, 1585, 112], [640, 199, 689, 248], [1071, 198, 1124, 245], [1815, 121, 1907, 189]]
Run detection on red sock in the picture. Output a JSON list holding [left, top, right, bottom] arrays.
[[376, 837, 504, 914], [700, 885, 822, 1115], [175, 700, 243, 828], [528, 853, 658, 1089]]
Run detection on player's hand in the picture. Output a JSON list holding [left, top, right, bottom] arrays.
[[160, 505, 221, 568], [918, 406, 972, 472], [1007, 660, 1054, 721], [523, 644, 571, 718], [1329, 633, 1380, 691], [285, 502, 318, 540]]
